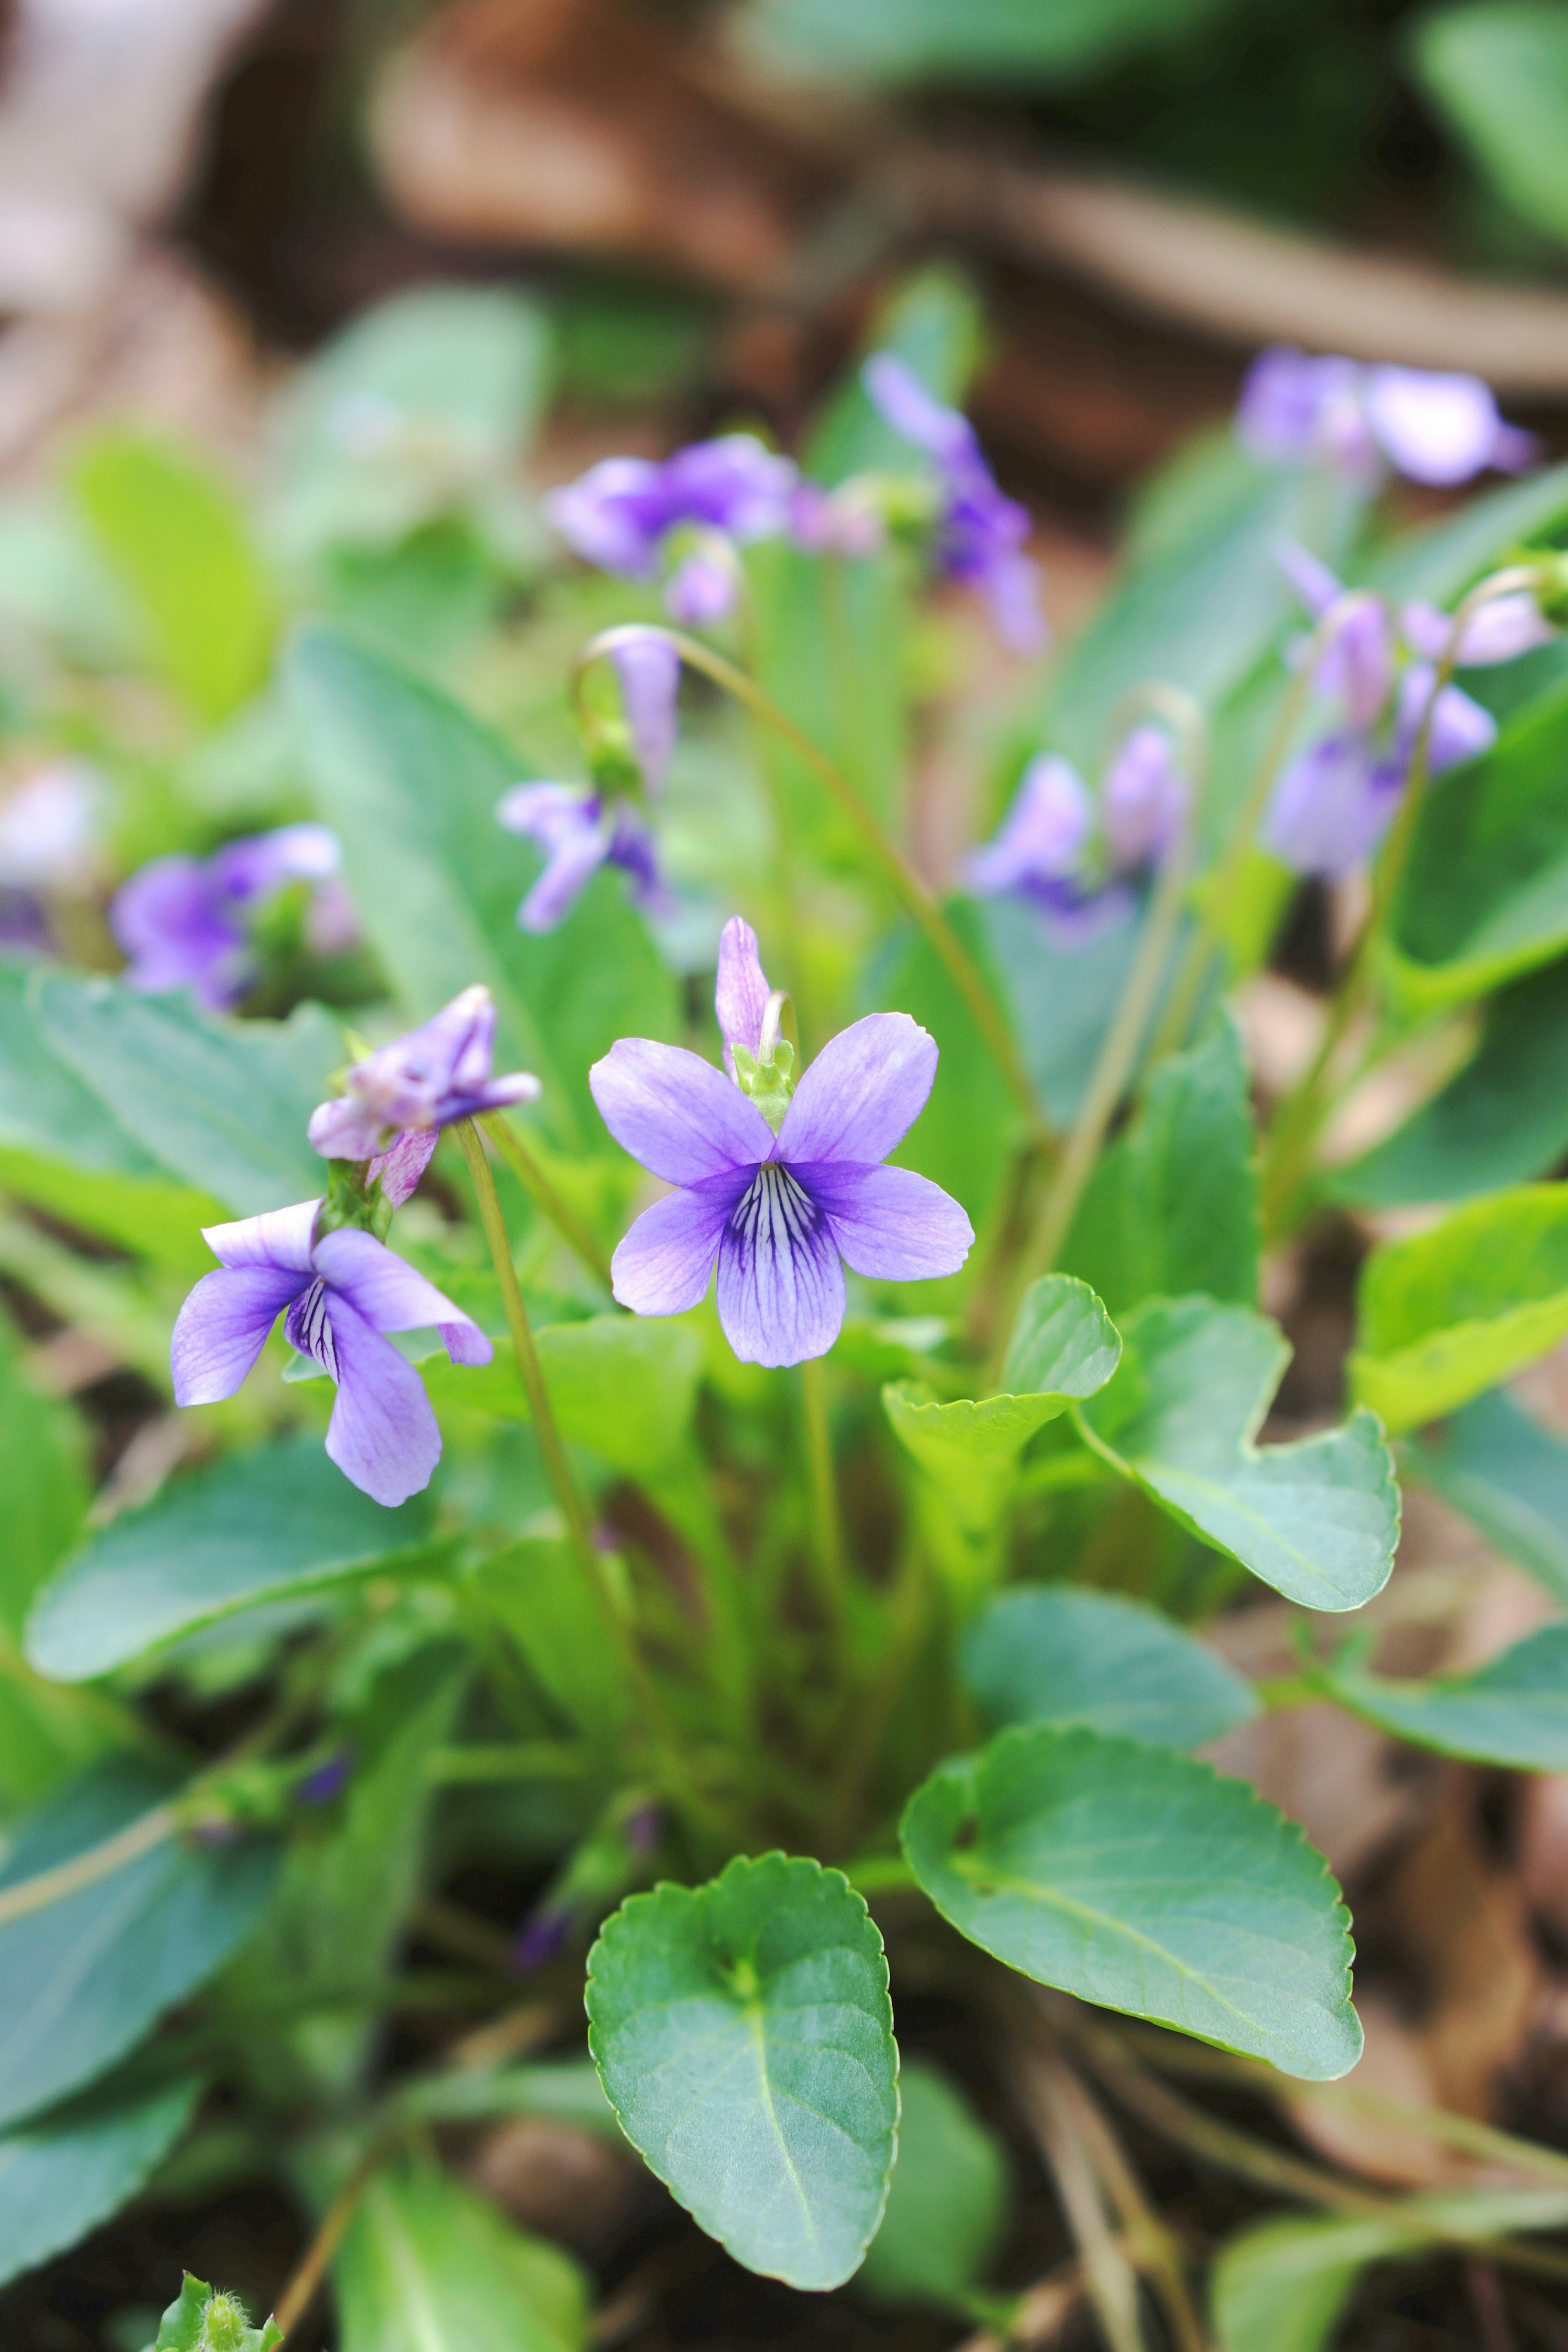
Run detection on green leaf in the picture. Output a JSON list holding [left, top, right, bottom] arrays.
[[982, 890, 1143, 1128], [1081, 1298, 1399, 1610], [27, 1439, 434, 1683], [286, 624, 676, 1151], [586, 1852, 898, 2290], [901, 1723, 1361, 2080], [1365, 459, 1568, 606], [1404, 1387, 1568, 1604], [961, 1587, 1258, 1749], [1061, 1015, 1260, 1312], [468, 1537, 630, 1736], [1325, 1624, 1568, 1769], [393, 2056, 623, 2138], [1388, 677, 1568, 1013], [745, 0, 1238, 88], [0, 2076, 200, 2290], [856, 2058, 1008, 2308], [873, 902, 1017, 1231], [1334, 959, 1568, 1207], [1350, 1185, 1568, 1430], [71, 434, 275, 723], [0, 1761, 276, 2129], [35, 974, 340, 1216], [333, 2158, 588, 2352], [536, 1314, 703, 1484], [0, 1301, 86, 1636], [154, 2271, 282, 2351], [1412, 4, 1568, 248], [884, 1276, 1120, 1540], [1212, 2188, 1568, 2352]]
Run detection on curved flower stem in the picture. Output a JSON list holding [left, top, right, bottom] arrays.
[[1258, 566, 1541, 1234], [478, 1112, 613, 1291], [575, 624, 1049, 1143], [800, 1355, 846, 1637]]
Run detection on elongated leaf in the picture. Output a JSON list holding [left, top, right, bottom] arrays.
[[746, 0, 1235, 87], [394, 2056, 622, 2138], [0, 2076, 200, 2290], [1404, 1387, 1568, 1604], [1061, 1015, 1260, 1312], [1326, 1625, 1568, 1769], [1334, 958, 1568, 1207], [1350, 1184, 1568, 1430], [1081, 1298, 1399, 1610], [0, 1302, 85, 1635], [587, 1852, 898, 2289], [1413, 4, 1568, 248], [902, 1724, 1360, 2080], [961, 1587, 1257, 1750], [334, 2158, 588, 2352], [0, 1762, 276, 2129], [981, 890, 1143, 1129], [71, 434, 275, 722], [27, 1438, 433, 1682], [857, 2059, 1009, 2308], [1213, 2188, 1568, 2352], [1366, 459, 1568, 605], [468, 1538, 630, 1735]]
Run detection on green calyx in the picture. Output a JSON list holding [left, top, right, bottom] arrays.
[[733, 991, 796, 1131], [314, 1156, 395, 1243], [154, 2274, 281, 2352]]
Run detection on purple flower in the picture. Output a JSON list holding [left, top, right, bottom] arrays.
[[496, 782, 667, 933], [172, 1199, 491, 1505], [665, 542, 740, 628], [968, 753, 1092, 910], [111, 823, 352, 1009], [1102, 726, 1187, 869], [544, 434, 797, 622], [1237, 347, 1536, 485], [307, 985, 541, 1165], [862, 352, 1047, 655], [591, 920, 972, 1368], [1262, 736, 1404, 876], [1401, 592, 1555, 667], [609, 630, 680, 796]]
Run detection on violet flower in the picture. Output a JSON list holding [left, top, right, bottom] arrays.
[[172, 1198, 491, 1506], [111, 823, 354, 1010], [609, 630, 680, 797], [1101, 726, 1187, 871], [862, 352, 1047, 655], [497, 782, 667, 933], [544, 433, 797, 624], [1237, 347, 1537, 486], [592, 916, 972, 1367], [307, 985, 541, 1167], [967, 753, 1094, 921], [968, 732, 1183, 937]]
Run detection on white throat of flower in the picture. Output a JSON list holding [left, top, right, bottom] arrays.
[[731, 989, 795, 1132]]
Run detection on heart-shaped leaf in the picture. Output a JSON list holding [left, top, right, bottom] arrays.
[[901, 1722, 1361, 2080], [1080, 1297, 1399, 1610], [960, 1586, 1257, 1750], [1325, 1624, 1568, 1769], [586, 1852, 898, 2290]]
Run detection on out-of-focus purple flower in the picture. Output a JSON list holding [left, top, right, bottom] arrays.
[[592, 927, 972, 1368], [1102, 726, 1187, 870], [968, 754, 1093, 912], [1396, 662, 1498, 773], [788, 479, 886, 560], [296, 1748, 354, 1806], [665, 540, 740, 628], [1262, 736, 1404, 876], [1238, 347, 1536, 485], [1401, 592, 1556, 667], [496, 782, 668, 934], [172, 1198, 491, 1505], [307, 985, 541, 1165], [544, 434, 796, 621], [609, 630, 680, 796], [862, 352, 1047, 655], [110, 823, 352, 1009], [0, 757, 105, 893]]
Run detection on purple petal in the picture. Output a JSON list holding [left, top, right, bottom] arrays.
[[610, 632, 680, 798], [172, 1264, 307, 1403], [312, 1227, 492, 1364], [1365, 367, 1509, 487], [660, 435, 797, 540], [1263, 734, 1401, 877], [497, 785, 610, 933], [777, 1012, 938, 1167], [213, 823, 341, 904], [604, 804, 672, 918], [610, 1173, 743, 1316], [664, 547, 738, 628], [1397, 666, 1497, 774], [1403, 594, 1554, 668], [521, 827, 610, 931], [1318, 599, 1394, 733], [110, 856, 248, 1007], [862, 353, 973, 466], [321, 1294, 443, 1506], [310, 987, 540, 1158], [1235, 348, 1370, 469], [716, 1164, 846, 1367], [980, 550, 1048, 656], [202, 1199, 320, 1274], [715, 915, 771, 1074], [1276, 538, 1344, 617], [368, 1126, 439, 1207], [804, 1160, 973, 1281], [969, 754, 1091, 896], [1102, 726, 1187, 870], [542, 457, 666, 576], [590, 1038, 772, 1185]]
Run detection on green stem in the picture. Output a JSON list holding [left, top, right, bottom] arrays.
[[800, 1355, 846, 1637], [575, 624, 1047, 1142], [479, 1112, 613, 1290]]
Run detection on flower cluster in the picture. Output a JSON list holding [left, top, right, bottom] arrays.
[[1237, 348, 1536, 486], [592, 917, 973, 1367], [111, 824, 356, 1010], [1261, 544, 1553, 878], [968, 724, 1186, 935]]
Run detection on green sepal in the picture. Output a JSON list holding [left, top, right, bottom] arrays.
[[314, 1157, 394, 1243], [153, 2273, 282, 2351]]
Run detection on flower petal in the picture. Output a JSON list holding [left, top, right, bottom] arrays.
[[968, 754, 1091, 896], [610, 631, 681, 798], [715, 915, 771, 1071], [1263, 734, 1401, 878], [321, 1295, 443, 1506], [172, 1264, 306, 1404], [804, 1160, 974, 1281], [777, 1012, 938, 1167], [201, 1199, 320, 1273], [590, 1037, 772, 1185], [368, 1126, 439, 1208], [1365, 367, 1506, 487], [610, 1172, 744, 1316], [716, 1163, 845, 1368], [311, 1227, 492, 1364]]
